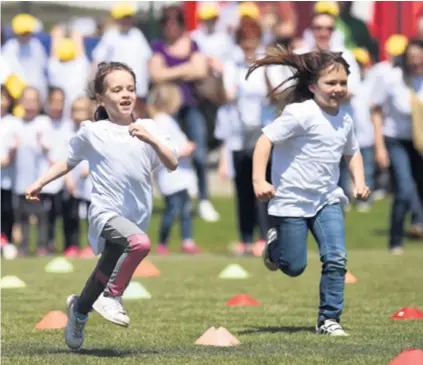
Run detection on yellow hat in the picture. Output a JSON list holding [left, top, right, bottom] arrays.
[[314, 1, 340, 17], [352, 48, 370, 66], [239, 2, 260, 20], [385, 34, 409, 56], [111, 2, 136, 19], [12, 13, 37, 35], [197, 2, 220, 20], [4, 74, 27, 100], [56, 38, 77, 62]]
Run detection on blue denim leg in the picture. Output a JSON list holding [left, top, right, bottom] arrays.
[[179, 190, 193, 241], [159, 191, 185, 244], [385, 137, 415, 248], [309, 204, 347, 323], [178, 106, 208, 201], [269, 216, 308, 277]]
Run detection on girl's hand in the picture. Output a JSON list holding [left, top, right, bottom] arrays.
[[253, 180, 276, 202], [353, 185, 371, 201], [129, 123, 155, 145], [25, 182, 43, 202]]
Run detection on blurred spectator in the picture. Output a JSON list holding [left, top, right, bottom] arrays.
[[92, 2, 151, 118], [47, 27, 90, 118], [372, 39, 423, 254], [149, 5, 219, 223], [2, 14, 48, 102]]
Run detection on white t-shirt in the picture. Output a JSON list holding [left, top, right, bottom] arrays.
[[0, 115, 22, 190], [191, 27, 234, 62], [13, 115, 51, 195], [92, 27, 152, 98], [153, 113, 196, 196], [66, 118, 176, 254], [372, 67, 421, 140], [262, 99, 359, 217]]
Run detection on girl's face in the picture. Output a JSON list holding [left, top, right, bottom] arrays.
[[1, 91, 11, 116], [20, 88, 41, 120], [406, 45, 423, 76], [309, 64, 348, 114], [47, 90, 65, 120], [97, 70, 136, 123], [163, 18, 184, 42]]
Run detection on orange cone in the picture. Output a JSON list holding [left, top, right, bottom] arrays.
[[195, 326, 240, 346], [79, 246, 96, 259], [391, 307, 423, 320], [133, 260, 160, 278], [388, 349, 423, 365], [226, 294, 260, 306], [345, 271, 357, 284], [35, 311, 68, 329]]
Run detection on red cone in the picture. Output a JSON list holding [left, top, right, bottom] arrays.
[[388, 349, 423, 365], [226, 294, 260, 306], [391, 307, 423, 320]]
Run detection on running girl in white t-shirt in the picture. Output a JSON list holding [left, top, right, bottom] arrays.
[[25, 62, 178, 350], [250, 48, 370, 336]]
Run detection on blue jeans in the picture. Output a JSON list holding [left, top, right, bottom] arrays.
[[177, 106, 208, 201], [269, 204, 347, 324], [386, 137, 423, 248], [159, 189, 192, 244]]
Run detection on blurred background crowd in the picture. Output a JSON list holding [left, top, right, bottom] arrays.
[[1, 1, 423, 258]]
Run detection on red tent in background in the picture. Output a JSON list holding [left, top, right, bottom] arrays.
[[183, 1, 198, 31]]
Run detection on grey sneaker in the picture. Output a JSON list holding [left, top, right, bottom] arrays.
[[65, 295, 88, 350], [93, 292, 130, 327], [316, 319, 348, 336], [263, 228, 279, 271]]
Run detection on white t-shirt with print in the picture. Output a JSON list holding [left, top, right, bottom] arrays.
[[262, 99, 359, 217], [66, 118, 176, 254], [153, 113, 196, 196], [0, 115, 22, 190]]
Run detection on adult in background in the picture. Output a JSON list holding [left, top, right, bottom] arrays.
[[149, 5, 220, 222]]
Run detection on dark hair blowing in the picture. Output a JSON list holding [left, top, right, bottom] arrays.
[[89, 61, 136, 121], [246, 47, 350, 108]]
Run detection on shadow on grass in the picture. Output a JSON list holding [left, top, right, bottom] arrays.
[[238, 326, 315, 335]]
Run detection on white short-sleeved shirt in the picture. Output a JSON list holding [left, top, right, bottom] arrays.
[[191, 27, 234, 62], [372, 67, 422, 140], [262, 99, 359, 217], [92, 27, 152, 98], [153, 113, 196, 196], [66, 118, 176, 255], [1, 115, 22, 190]]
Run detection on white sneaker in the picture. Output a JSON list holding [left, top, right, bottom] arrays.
[[92, 293, 130, 327], [65, 295, 88, 350], [316, 319, 348, 336], [263, 229, 279, 271], [198, 200, 220, 222]]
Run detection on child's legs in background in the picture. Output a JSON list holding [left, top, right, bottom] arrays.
[[309, 203, 346, 324], [159, 191, 186, 245], [62, 195, 81, 250], [77, 216, 151, 315], [46, 192, 62, 248], [14, 195, 31, 252], [35, 194, 50, 251], [179, 189, 193, 241], [361, 147, 375, 198], [269, 216, 308, 277], [232, 150, 256, 245], [1, 189, 14, 242]]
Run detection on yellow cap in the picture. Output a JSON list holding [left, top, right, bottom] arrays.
[[352, 48, 370, 66], [12, 13, 37, 35], [4, 74, 27, 100], [13, 104, 25, 118], [385, 34, 409, 56], [314, 1, 340, 17], [197, 2, 220, 20], [56, 38, 77, 62], [239, 2, 260, 20], [111, 2, 136, 19]]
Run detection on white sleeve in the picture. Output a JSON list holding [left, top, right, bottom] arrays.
[[92, 34, 111, 62], [342, 50, 361, 96], [223, 61, 237, 93], [343, 124, 360, 156], [262, 105, 306, 144], [67, 122, 91, 166]]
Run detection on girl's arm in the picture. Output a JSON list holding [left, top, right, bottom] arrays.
[[25, 160, 75, 201], [252, 135, 275, 202], [344, 152, 371, 201]]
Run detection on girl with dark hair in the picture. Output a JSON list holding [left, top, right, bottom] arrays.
[[25, 62, 178, 350], [251, 48, 370, 336], [373, 39, 423, 254]]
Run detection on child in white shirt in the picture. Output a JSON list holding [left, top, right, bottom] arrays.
[[148, 83, 199, 255], [250, 48, 370, 336], [25, 62, 178, 350]]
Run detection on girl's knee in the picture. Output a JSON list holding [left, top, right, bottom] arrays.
[[127, 234, 151, 256]]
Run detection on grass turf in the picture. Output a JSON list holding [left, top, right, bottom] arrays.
[[2, 198, 423, 364]]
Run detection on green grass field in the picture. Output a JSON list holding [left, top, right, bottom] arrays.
[[2, 198, 423, 365]]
